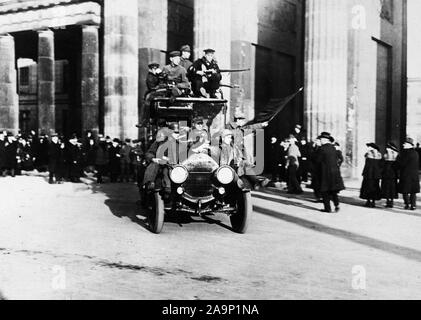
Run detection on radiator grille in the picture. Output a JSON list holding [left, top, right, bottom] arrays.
[[184, 172, 214, 198]]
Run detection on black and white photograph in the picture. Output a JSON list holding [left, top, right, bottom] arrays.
[[0, 0, 420, 306]]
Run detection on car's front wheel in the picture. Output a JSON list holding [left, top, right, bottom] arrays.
[[149, 192, 165, 234], [230, 191, 252, 234]]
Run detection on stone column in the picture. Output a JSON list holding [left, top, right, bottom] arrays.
[[81, 25, 99, 136], [230, 0, 258, 122], [138, 0, 167, 123], [304, 0, 348, 146], [194, 0, 231, 134], [104, 0, 139, 139], [0, 35, 18, 134], [38, 29, 55, 135]]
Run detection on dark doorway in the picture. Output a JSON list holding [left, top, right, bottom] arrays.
[[168, 0, 194, 52], [14, 26, 82, 138]]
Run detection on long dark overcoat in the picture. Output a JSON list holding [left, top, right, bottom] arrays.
[[397, 149, 420, 194], [315, 144, 345, 193], [360, 157, 382, 200], [381, 160, 399, 199]]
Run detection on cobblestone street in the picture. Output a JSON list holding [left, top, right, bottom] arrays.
[[0, 176, 420, 300]]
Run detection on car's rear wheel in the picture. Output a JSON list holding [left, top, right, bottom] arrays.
[[149, 192, 165, 234], [230, 191, 252, 234]]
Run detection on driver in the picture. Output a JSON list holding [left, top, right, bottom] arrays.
[[188, 117, 210, 157]]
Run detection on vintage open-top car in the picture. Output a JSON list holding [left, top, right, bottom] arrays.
[[144, 96, 252, 234]]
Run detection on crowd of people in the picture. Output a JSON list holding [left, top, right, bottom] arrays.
[[269, 125, 420, 212], [0, 130, 146, 185]]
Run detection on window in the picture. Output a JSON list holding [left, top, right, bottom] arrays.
[[19, 67, 29, 86]]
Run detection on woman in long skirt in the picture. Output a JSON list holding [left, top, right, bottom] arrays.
[[360, 143, 382, 208], [381, 142, 399, 208]]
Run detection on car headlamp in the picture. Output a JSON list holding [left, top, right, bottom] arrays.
[[170, 165, 188, 184], [216, 166, 235, 185]]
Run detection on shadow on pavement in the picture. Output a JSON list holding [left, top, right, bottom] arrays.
[[253, 193, 318, 212], [254, 205, 421, 263], [259, 188, 421, 218], [91, 183, 150, 232], [92, 183, 233, 233]]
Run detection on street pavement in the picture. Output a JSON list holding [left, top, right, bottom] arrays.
[[0, 175, 421, 300]]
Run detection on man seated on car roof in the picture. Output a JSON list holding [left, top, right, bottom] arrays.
[[161, 51, 191, 98], [190, 48, 222, 98]]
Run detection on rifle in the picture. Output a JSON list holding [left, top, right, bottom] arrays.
[[220, 83, 241, 89], [219, 68, 251, 73]]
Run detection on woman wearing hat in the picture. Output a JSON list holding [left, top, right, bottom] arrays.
[[396, 138, 420, 210], [381, 142, 399, 208], [360, 143, 382, 208]]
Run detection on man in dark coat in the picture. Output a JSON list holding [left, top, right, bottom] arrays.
[[67, 134, 83, 183], [82, 130, 96, 173], [298, 137, 312, 183], [396, 138, 420, 210], [190, 48, 222, 98], [314, 132, 345, 213], [34, 134, 50, 172], [416, 143, 421, 170], [310, 138, 322, 202], [94, 134, 109, 184], [360, 143, 383, 208], [108, 139, 122, 183], [4, 133, 18, 177], [48, 134, 61, 184]]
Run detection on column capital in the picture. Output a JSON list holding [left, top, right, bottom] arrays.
[[37, 29, 54, 36], [81, 24, 100, 31]]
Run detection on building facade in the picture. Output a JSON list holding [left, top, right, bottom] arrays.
[[0, 0, 407, 177]]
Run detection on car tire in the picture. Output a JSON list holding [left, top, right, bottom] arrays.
[[231, 191, 252, 234], [149, 192, 165, 234]]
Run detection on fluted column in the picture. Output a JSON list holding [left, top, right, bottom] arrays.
[[304, 0, 348, 146], [138, 0, 167, 123], [0, 35, 18, 134], [194, 0, 231, 134], [38, 29, 55, 135], [104, 0, 139, 139], [81, 25, 99, 136], [230, 0, 258, 122]]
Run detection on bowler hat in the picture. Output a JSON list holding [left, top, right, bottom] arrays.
[[204, 48, 215, 54], [169, 51, 181, 58], [386, 142, 399, 152], [405, 137, 415, 146], [318, 132, 332, 140], [366, 143, 380, 151], [148, 62, 160, 69], [180, 45, 191, 52]]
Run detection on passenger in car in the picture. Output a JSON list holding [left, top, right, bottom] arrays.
[[188, 117, 210, 157]]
